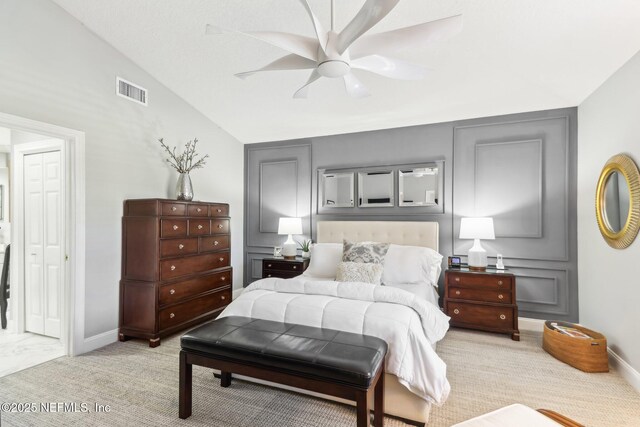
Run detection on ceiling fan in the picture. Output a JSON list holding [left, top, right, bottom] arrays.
[[206, 0, 463, 98]]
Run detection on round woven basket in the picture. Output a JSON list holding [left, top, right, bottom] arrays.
[[542, 321, 608, 373]]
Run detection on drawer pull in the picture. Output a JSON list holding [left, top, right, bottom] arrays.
[[221, 295, 226, 301], [455, 277, 460, 282], [170, 265, 176, 271], [197, 224, 203, 230], [178, 244, 184, 250], [217, 208, 222, 213], [217, 224, 224, 229], [453, 308, 460, 315], [268, 264, 272, 268], [267, 274, 272, 277], [500, 314, 506, 320], [214, 240, 219, 246], [219, 257, 224, 262], [455, 290, 461, 296], [171, 206, 177, 212], [293, 266, 297, 270], [221, 276, 226, 281], [498, 294, 504, 300], [170, 289, 176, 295], [170, 313, 175, 319], [498, 280, 503, 286], [197, 207, 202, 213], [173, 225, 179, 230]]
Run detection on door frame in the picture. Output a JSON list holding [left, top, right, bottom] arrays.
[[0, 112, 85, 356]]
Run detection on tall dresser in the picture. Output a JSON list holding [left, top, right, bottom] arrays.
[[119, 199, 232, 347]]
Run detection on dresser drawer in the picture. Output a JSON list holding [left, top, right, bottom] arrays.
[[447, 301, 515, 330], [160, 251, 231, 280], [187, 204, 209, 217], [160, 238, 198, 258], [447, 273, 512, 290], [209, 204, 229, 217], [159, 288, 230, 330], [159, 269, 231, 305], [161, 219, 187, 238], [263, 270, 301, 279], [449, 287, 513, 304], [199, 235, 230, 252], [189, 219, 210, 236], [211, 219, 230, 234], [161, 202, 186, 216], [263, 260, 303, 273]]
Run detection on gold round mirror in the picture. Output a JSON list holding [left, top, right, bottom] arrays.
[[595, 154, 640, 249]]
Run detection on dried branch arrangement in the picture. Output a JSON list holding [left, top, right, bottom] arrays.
[[158, 138, 209, 173]]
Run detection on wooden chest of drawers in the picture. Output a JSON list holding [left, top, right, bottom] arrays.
[[119, 199, 232, 347], [262, 257, 309, 279], [444, 269, 520, 341]]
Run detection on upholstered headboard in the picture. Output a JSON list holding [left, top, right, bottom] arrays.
[[316, 221, 439, 252]]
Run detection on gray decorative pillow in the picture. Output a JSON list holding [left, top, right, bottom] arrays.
[[343, 240, 390, 264], [336, 262, 384, 285]]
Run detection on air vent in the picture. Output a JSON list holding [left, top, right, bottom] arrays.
[[116, 77, 148, 106]]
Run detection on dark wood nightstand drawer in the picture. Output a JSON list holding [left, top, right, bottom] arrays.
[[262, 258, 309, 279], [263, 271, 302, 279], [264, 260, 303, 273], [448, 287, 513, 304], [447, 301, 515, 330], [448, 272, 512, 290]]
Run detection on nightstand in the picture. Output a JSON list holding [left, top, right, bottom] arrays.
[[444, 268, 520, 341], [262, 257, 309, 279]]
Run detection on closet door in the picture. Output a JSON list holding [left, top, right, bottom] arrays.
[[24, 151, 62, 338]]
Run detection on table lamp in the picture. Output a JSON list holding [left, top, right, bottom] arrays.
[[459, 217, 495, 271], [278, 217, 303, 260]]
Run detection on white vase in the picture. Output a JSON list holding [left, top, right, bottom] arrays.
[[302, 251, 310, 259], [176, 173, 193, 201]]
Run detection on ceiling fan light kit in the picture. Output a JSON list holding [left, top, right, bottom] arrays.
[[207, 0, 463, 98]]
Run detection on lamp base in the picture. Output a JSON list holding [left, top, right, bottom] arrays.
[[283, 255, 296, 260], [281, 235, 297, 260], [468, 265, 487, 272], [467, 238, 488, 270]]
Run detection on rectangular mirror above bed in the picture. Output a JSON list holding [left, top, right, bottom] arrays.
[[358, 170, 394, 207], [399, 164, 440, 207], [320, 172, 354, 208]]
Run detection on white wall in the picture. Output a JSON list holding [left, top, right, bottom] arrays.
[[578, 50, 640, 377], [0, 0, 244, 340]]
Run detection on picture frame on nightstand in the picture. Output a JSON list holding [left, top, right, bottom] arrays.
[[273, 246, 282, 257]]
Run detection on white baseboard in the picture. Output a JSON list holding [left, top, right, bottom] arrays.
[[608, 348, 640, 393], [82, 328, 118, 354], [518, 317, 545, 332]]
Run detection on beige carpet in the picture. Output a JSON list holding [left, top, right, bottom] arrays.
[[0, 328, 638, 426]]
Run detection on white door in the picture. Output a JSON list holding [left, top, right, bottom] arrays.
[[24, 151, 62, 338]]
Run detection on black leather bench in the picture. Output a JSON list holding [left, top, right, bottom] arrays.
[[179, 316, 388, 427]]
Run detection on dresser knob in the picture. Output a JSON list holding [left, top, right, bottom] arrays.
[[221, 276, 226, 281], [171, 206, 177, 212], [221, 295, 226, 300], [197, 224, 203, 230], [498, 294, 504, 300], [267, 274, 272, 277], [453, 309, 460, 315], [268, 264, 272, 268], [293, 266, 297, 270], [498, 280, 503, 286], [170, 265, 176, 271], [214, 240, 219, 246], [455, 277, 460, 282], [217, 208, 222, 213], [197, 208, 202, 212], [219, 257, 224, 262], [218, 224, 223, 229], [500, 314, 506, 320], [170, 289, 176, 295], [178, 244, 184, 250], [455, 290, 461, 296], [170, 313, 175, 319]]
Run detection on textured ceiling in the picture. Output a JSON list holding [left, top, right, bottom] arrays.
[[51, 0, 640, 143]]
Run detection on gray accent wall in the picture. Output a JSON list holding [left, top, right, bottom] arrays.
[[245, 107, 578, 321]]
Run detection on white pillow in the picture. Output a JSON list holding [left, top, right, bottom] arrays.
[[302, 243, 343, 278], [382, 244, 443, 287], [336, 262, 384, 285]]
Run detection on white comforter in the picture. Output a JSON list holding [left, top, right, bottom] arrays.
[[219, 277, 451, 405]]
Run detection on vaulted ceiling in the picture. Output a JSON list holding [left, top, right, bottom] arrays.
[[52, 0, 640, 143]]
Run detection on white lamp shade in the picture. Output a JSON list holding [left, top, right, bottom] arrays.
[[459, 217, 495, 240], [278, 217, 303, 235]]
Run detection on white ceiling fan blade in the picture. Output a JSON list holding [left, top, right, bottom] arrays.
[[350, 14, 463, 59], [235, 55, 317, 79], [343, 73, 371, 98], [206, 24, 319, 61], [293, 69, 322, 99], [298, 0, 328, 53], [351, 55, 427, 80], [336, 0, 401, 55]]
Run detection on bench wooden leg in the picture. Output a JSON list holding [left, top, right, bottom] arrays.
[[356, 390, 370, 427], [220, 371, 232, 388], [179, 351, 192, 419], [374, 367, 384, 427]]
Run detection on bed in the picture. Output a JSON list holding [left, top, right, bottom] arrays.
[[218, 221, 450, 425]]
